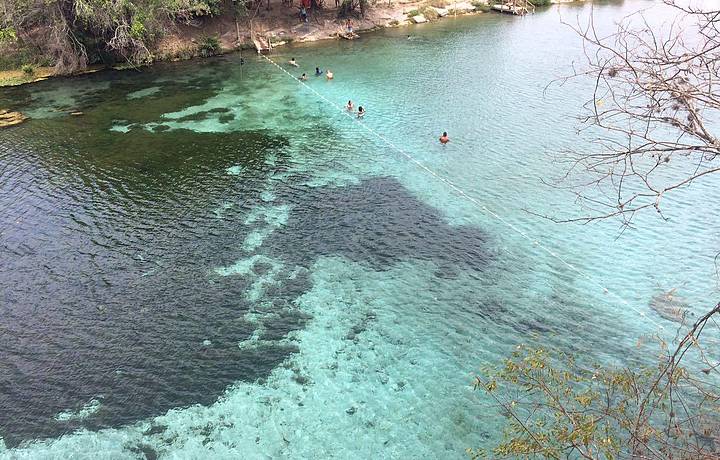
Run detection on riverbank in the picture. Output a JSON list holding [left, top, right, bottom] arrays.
[[147, 0, 490, 62], [0, 0, 453, 88], [0, 65, 107, 88], [0, 0, 586, 89]]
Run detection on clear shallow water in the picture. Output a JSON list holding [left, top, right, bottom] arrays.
[[1, 1, 719, 457]]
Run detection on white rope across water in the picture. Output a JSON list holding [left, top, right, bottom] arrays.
[[259, 53, 664, 331]]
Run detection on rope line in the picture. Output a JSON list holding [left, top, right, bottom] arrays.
[[259, 53, 664, 331]]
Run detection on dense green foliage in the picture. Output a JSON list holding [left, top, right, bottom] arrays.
[[0, 44, 47, 71], [197, 34, 220, 56], [0, 0, 222, 74], [0, 26, 17, 42]]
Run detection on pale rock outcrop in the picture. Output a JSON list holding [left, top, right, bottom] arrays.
[[431, 7, 449, 17], [0, 109, 26, 128], [446, 1, 476, 13]]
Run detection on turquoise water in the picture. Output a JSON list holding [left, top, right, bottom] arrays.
[[1, 1, 719, 457]]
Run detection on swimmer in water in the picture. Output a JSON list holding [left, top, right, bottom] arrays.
[[326, 70, 334, 80], [299, 73, 308, 81], [289, 58, 299, 67], [439, 131, 449, 144], [347, 100, 354, 111], [315, 67, 323, 76], [357, 106, 365, 118]]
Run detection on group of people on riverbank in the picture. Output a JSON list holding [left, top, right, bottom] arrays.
[[287, 57, 448, 140]]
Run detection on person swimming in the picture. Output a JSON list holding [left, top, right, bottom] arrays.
[[346, 100, 354, 111], [289, 58, 299, 67], [439, 131, 449, 144], [357, 106, 365, 118], [326, 70, 334, 80], [299, 73, 308, 81], [315, 67, 323, 76]]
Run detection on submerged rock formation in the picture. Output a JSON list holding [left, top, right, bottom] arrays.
[[649, 288, 692, 323]]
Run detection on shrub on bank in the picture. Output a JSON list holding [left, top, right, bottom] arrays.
[[197, 35, 221, 57], [0, 27, 17, 43], [0, 44, 47, 71], [471, 0, 491, 11], [421, 6, 440, 19], [21, 64, 35, 75]]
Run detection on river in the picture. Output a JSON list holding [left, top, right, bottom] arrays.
[[1, 0, 718, 457]]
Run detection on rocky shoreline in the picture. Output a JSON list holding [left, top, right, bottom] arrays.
[[250, 0, 484, 48]]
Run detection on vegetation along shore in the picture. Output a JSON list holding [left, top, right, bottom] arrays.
[[0, 0, 584, 87]]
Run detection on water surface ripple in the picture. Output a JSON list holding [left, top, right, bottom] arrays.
[[1, 1, 719, 457]]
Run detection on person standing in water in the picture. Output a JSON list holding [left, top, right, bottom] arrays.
[[315, 67, 323, 76], [299, 73, 308, 81], [439, 132, 449, 144], [357, 106, 365, 118], [326, 70, 334, 80], [288, 58, 299, 67], [346, 100, 354, 111]]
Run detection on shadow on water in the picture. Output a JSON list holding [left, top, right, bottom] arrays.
[[0, 130, 300, 446], [261, 176, 492, 274]]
